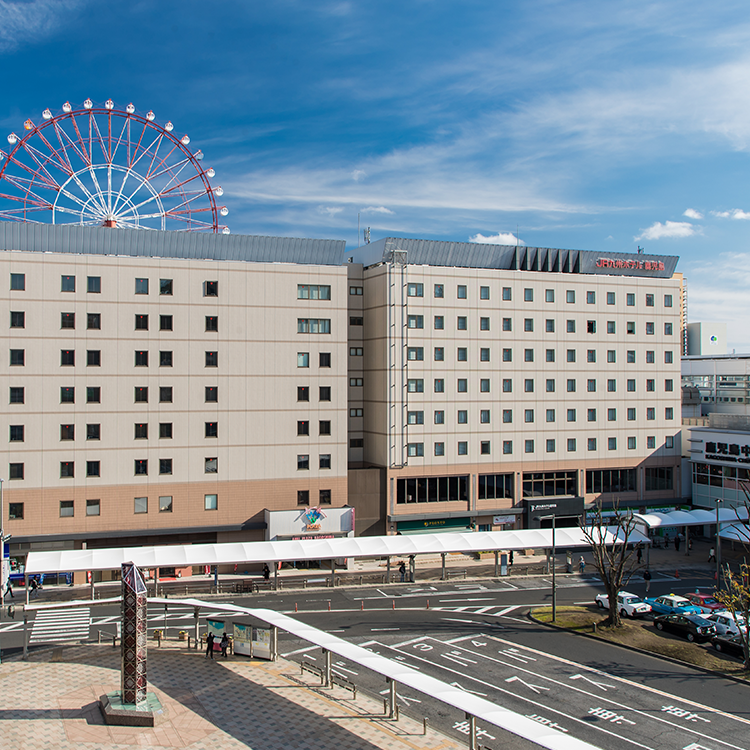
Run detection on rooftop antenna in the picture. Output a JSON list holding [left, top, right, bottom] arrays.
[[364, 227, 371, 244], [637, 245, 644, 254]]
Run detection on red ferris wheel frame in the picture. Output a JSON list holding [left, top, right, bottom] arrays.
[[0, 99, 229, 232]]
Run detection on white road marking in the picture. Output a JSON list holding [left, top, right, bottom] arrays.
[[333, 662, 359, 676], [0, 622, 24, 632], [496, 605, 522, 616], [371, 627, 399, 631], [474, 606, 497, 613], [505, 675, 550, 694], [570, 674, 616, 691], [393, 636, 429, 648], [281, 645, 318, 657], [379, 687, 421, 705], [30, 608, 90, 644], [438, 598, 495, 603], [441, 653, 478, 667], [450, 681, 487, 697], [441, 617, 480, 624], [444, 634, 484, 644]]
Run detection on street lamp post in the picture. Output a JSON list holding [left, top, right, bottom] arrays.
[[535, 514, 556, 622], [716, 498, 723, 590]]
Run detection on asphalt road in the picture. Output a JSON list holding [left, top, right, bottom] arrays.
[[1, 570, 747, 750]]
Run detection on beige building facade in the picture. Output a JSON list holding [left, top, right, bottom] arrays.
[[347, 239, 683, 533]]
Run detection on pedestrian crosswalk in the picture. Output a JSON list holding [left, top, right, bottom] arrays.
[[29, 608, 91, 644]]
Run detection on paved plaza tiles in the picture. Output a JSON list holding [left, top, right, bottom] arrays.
[[0, 643, 462, 750]]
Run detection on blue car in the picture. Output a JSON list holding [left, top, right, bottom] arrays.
[[644, 594, 703, 616]]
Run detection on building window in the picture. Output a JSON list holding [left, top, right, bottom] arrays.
[[666, 436, 674, 449], [86, 312, 101, 330], [624, 379, 634, 393], [434, 315, 444, 330], [586, 468, 636, 493], [480, 378, 490, 393], [60, 461, 74, 478], [8, 501, 23, 519], [480, 317, 490, 331], [627, 293, 635, 306], [546, 319, 555, 333], [160, 423, 173, 439], [502, 318, 511, 331], [546, 379, 555, 393], [627, 350, 635, 363], [156, 495, 172, 513], [503, 348, 512, 362], [607, 350, 616, 363], [646, 407, 655, 420], [546, 408, 555, 422], [566, 349, 576, 363], [298, 386, 309, 402], [665, 407, 674, 420], [9, 424, 24, 442], [665, 351, 673, 364], [524, 409, 534, 423], [608, 437, 617, 450], [134, 423, 148, 439], [627, 408, 636, 421], [61, 386, 75, 403], [87, 423, 100, 440], [607, 291, 615, 305], [204, 493, 218, 510], [407, 315, 424, 329], [10, 349, 24, 366], [297, 318, 331, 333], [9, 462, 24, 480], [545, 289, 554, 303], [61, 274, 75, 292], [350, 408, 363, 417], [134, 387, 148, 403], [134, 350, 148, 367], [159, 387, 173, 403], [298, 352, 309, 368], [320, 353, 332, 367], [587, 379, 596, 392], [665, 378, 673, 392], [665, 322, 673, 335], [10, 310, 24, 328], [205, 421, 218, 438], [588, 408, 596, 421], [587, 320, 596, 334], [205, 351, 218, 367], [645, 350, 655, 364], [457, 347, 468, 362], [86, 499, 100, 516], [607, 321, 615, 334], [60, 349, 75, 366], [407, 379, 424, 393], [607, 379, 616, 392], [480, 286, 490, 300], [456, 284, 467, 299], [524, 349, 534, 362], [319, 453, 332, 469], [457, 410, 468, 424], [134, 277, 149, 295], [458, 378, 468, 392], [10, 273, 25, 291], [205, 315, 218, 332], [60, 501, 74, 517], [588, 438, 597, 451], [319, 489, 332, 505], [646, 293, 654, 307], [645, 467, 673, 491], [458, 441, 468, 455], [434, 410, 445, 424], [407, 443, 424, 457], [646, 379, 655, 392], [566, 290, 575, 303], [567, 408, 576, 422], [159, 459, 173, 475], [546, 349, 555, 362], [627, 436, 636, 450], [349, 285, 363, 296], [87, 460, 100, 477], [297, 490, 310, 506], [503, 409, 512, 423], [434, 442, 445, 456], [408, 347, 424, 361], [403, 282, 424, 298], [61, 312, 76, 329], [457, 316, 467, 330], [159, 278, 173, 295], [567, 320, 576, 333], [502, 287, 512, 301], [546, 439, 555, 453], [481, 440, 491, 455], [134, 459, 148, 475], [524, 288, 533, 302], [59, 424, 75, 441], [134, 497, 148, 514], [480, 409, 490, 423], [297, 454, 309, 470], [524, 440, 534, 454], [86, 349, 101, 367], [502, 379, 512, 392], [204, 280, 218, 297], [434, 284, 444, 298], [567, 438, 576, 452], [298, 284, 332, 299], [664, 294, 673, 307], [205, 386, 218, 402], [524, 379, 533, 393], [503, 440, 512, 454], [480, 347, 490, 362], [587, 349, 596, 363], [608, 408, 616, 421], [434, 379, 444, 393], [524, 318, 534, 333], [350, 316, 363, 326], [297, 420, 309, 436], [647, 436, 656, 449], [646, 322, 655, 335], [627, 321, 635, 334], [407, 411, 424, 425]]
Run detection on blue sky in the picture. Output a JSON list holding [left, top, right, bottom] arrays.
[[2, 1, 750, 347]]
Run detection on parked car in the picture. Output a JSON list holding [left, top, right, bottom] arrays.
[[653, 614, 716, 643], [706, 611, 748, 636], [710, 633, 747, 659], [645, 594, 703, 616], [595, 591, 652, 618], [683, 592, 724, 613]]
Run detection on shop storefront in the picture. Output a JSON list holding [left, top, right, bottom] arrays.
[[689, 427, 750, 511], [524, 497, 585, 529]]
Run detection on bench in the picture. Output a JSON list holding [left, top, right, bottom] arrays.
[[446, 569, 467, 579]]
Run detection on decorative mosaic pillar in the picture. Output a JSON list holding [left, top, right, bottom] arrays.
[[121, 562, 148, 705]]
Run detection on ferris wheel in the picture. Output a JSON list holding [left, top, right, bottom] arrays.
[[0, 99, 229, 232]]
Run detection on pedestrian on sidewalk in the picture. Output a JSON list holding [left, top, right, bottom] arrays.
[[664, 533, 669, 549], [708, 547, 716, 563], [262, 564, 270, 581], [399, 561, 406, 582], [205, 632, 215, 660], [509, 550, 514, 566], [578, 557, 586, 574], [636, 544, 643, 564], [674, 535, 681, 552], [220, 633, 229, 659], [644, 569, 652, 593]]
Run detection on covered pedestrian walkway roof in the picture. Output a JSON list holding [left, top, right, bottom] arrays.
[[633, 507, 748, 530], [25, 526, 649, 575]]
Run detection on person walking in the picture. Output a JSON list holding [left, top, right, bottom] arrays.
[[708, 547, 716, 563], [578, 557, 586, 574], [399, 561, 406, 582], [636, 544, 643, 564], [674, 535, 681, 552], [220, 633, 229, 659], [644, 568, 652, 593], [262, 563, 270, 581], [509, 550, 514, 566], [663, 533, 669, 549], [205, 632, 215, 660]]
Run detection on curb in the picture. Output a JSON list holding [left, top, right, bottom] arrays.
[[526, 610, 750, 686]]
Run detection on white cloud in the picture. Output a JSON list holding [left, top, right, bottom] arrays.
[[711, 208, 750, 220], [317, 206, 343, 217], [360, 206, 393, 215], [635, 221, 697, 241], [683, 208, 703, 220], [0, 0, 84, 53], [351, 170, 366, 182], [469, 232, 524, 246]]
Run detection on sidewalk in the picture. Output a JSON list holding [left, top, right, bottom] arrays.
[[0, 642, 462, 750]]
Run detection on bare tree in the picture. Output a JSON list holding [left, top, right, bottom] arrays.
[[714, 491, 750, 669], [581, 500, 644, 628]]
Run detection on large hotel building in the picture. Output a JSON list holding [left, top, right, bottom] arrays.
[[1, 224, 683, 577]]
